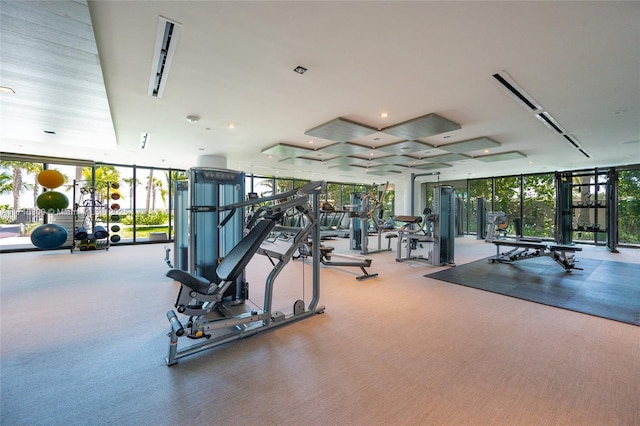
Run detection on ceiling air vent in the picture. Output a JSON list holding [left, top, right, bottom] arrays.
[[492, 70, 591, 160], [535, 112, 565, 135], [492, 71, 542, 112], [562, 134, 580, 149], [578, 148, 591, 158], [148, 16, 182, 98]]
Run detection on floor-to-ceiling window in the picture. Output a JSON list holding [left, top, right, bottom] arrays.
[[493, 175, 521, 236], [0, 156, 183, 252], [618, 168, 640, 245], [522, 173, 555, 238]]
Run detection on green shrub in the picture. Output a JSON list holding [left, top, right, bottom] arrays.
[[119, 211, 168, 225]]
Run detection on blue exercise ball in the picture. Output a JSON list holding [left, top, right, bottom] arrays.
[[30, 224, 68, 250]]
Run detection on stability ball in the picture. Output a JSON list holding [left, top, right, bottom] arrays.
[[37, 191, 69, 213], [30, 224, 68, 250], [37, 170, 64, 189]]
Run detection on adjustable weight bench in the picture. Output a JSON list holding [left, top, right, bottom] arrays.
[[490, 240, 582, 272]]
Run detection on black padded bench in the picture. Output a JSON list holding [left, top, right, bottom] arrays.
[[491, 240, 582, 272]]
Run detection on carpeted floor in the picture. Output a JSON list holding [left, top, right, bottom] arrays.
[[426, 256, 640, 326], [2, 239, 639, 425]]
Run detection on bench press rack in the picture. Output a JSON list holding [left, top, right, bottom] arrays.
[[490, 240, 583, 272]]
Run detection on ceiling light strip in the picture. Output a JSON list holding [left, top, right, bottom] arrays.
[[563, 135, 580, 148], [492, 71, 542, 112], [148, 16, 182, 98], [535, 112, 565, 135], [493, 71, 590, 159]]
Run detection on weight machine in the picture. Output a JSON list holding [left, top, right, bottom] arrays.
[[485, 211, 509, 242], [297, 242, 378, 281], [349, 182, 393, 255], [164, 180, 326, 365], [398, 185, 456, 267], [395, 213, 433, 262]]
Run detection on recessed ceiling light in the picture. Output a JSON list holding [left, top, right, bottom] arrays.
[[227, 123, 236, 129], [294, 66, 307, 74], [0, 86, 15, 94], [379, 112, 389, 118], [308, 140, 314, 144], [186, 115, 200, 123], [483, 149, 489, 153]]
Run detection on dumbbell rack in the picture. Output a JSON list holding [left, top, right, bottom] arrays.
[[71, 180, 113, 253]]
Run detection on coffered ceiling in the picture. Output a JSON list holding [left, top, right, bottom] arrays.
[[1, 1, 638, 184]]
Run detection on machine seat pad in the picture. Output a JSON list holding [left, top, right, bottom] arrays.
[[549, 244, 582, 252], [166, 269, 212, 294], [216, 217, 278, 282], [411, 235, 434, 242], [394, 215, 422, 224]]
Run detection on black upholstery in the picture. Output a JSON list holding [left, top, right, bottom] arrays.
[[216, 217, 277, 282], [166, 269, 212, 294]]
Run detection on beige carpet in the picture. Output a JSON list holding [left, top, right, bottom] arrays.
[[1, 237, 639, 425]]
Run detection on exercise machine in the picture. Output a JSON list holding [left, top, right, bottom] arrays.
[[164, 181, 326, 365], [430, 186, 456, 266], [170, 167, 246, 302], [298, 242, 378, 281], [353, 182, 393, 255], [485, 211, 509, 242], [395, 213, 433, 262], [476, 197, 487, 240], [397, 186, 456, 267], [489, 240, 582, 272]]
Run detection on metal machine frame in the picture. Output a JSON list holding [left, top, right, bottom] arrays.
[[165, 181, 326, 365]]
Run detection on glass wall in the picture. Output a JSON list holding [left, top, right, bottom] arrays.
[[618, 169, 640, 244], [2, 154, 638, 251], [0, 156, 183, 252], [522, 173, 555, 238]]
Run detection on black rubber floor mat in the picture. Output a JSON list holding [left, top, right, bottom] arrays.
[[426, 257, 640, 326]]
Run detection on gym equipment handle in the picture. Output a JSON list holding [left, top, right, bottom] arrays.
[[167, 311, 184, 336]]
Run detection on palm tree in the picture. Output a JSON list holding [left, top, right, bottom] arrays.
[[122, 177, 140, 212], [151, 177, 164, 210], [145, 169, 154, 214], [0, 161, 37, 211], [81, 166, 121, 205]]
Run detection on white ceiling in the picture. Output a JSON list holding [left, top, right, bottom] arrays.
[[1, 0, 639, 184]]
